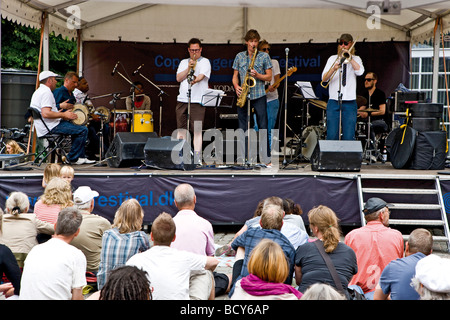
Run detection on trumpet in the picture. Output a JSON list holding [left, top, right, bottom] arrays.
[[320, 39, 357, 89], [187, 54, 197, 84]]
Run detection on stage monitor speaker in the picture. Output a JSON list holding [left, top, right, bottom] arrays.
[[144, 136, 196, 171], [106, 132, 158, 168], [311, 140, 363, 172]]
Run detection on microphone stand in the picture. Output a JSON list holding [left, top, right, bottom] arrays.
[[94, 113, 107, 167], [282, 48, 289, 167], [135, 70, 169, 136], [113, 69, 140, 133]]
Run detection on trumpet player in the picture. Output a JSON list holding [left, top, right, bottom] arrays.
[[322, 33, 364, 140], [232, 29, 272, 166], [176, 38, 211, 165]]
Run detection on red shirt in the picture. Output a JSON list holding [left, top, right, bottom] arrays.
[[344, 221, 404, 294]]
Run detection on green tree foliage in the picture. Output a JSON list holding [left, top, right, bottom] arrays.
[[1, 18, 77, 75]]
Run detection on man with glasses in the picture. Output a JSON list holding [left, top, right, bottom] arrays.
[[357, 72, 388, 149], [344, 197, 404, 300], [176, 38, 211, 166], [322, 33, 364, 140]]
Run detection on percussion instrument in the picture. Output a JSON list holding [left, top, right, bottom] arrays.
[[110, 109, 131, 133], [132, 110, 153, 132], [93, 106, 111, 122], [307, 99, 327, 110], [356, 122, 367, 139], [71, 104, 90, 126], [301, 126, 325, 160]]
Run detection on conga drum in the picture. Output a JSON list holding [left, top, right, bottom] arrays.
[[132, 110, 153, 132]]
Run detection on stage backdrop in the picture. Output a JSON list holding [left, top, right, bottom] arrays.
[[83, 41, 410, 140], [0, 175, 361, 226]]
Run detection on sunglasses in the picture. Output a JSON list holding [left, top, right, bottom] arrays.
[[339, 41, 350, 46], [261, 48, 270, 52], [365, 78, 375, 82]]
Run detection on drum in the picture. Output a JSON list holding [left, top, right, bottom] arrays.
[[301, 126, 324, 160], [356, 122, 367, 139], [110, 109, 131, 133], [71, 104, 90, 126], [132, 110, 153, 132], [92, 106, 111, 122]]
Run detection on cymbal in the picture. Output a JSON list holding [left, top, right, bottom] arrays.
[[361, 108, 379, 113], [308, 99, 327, 110]]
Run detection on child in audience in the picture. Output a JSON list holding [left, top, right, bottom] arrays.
[[41, 163, 61, 188]]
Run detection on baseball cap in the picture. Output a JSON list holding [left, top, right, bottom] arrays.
[[363, 197, 390, 215], [73, 186, 99, 205], [339, 33, 353, 42], [415, 254, 450, 293], [39, 70, 60, 82]]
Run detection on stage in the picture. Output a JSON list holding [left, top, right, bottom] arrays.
[[1, 158, 450, 238]]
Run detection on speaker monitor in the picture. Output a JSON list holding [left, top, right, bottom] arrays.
[[106, 132, 158, 168], [144, 136, 195, 170], [311, 140, 363, 172]]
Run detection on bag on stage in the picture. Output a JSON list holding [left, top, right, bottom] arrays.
[[410, 131, 447, 170]]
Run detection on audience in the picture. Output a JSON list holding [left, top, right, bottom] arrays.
[[1, 191, 54, 267], [300, 283, 346, 300], [41, 163, 61, 188], [282, 198, 306, 232], [230, 204, 296, 296], [231, 239, 302, 300], [171, 183, 231, 298], [411, 254, 450, 300], [126, 212, 219, 300], [344, 197, 404, 299], [70, 186, 112, 277], [374, 228, 433, 300], [60, 165, 75, 191], [295, 205, 358, 299], [19, 207, 87, 300], [96, 199, 150, 290]]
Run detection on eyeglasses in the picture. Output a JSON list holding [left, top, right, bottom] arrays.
[[339, 41, 350, 46], [261, 48, 270, 52], [189, 49, 201, 53], [365, 78, 375, 82]]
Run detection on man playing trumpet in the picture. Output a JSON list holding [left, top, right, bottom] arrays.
[[322, 33, 364, 140]]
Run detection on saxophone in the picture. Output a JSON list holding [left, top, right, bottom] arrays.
[[187, 54, 197, 84], [236, 48, 257, 108]]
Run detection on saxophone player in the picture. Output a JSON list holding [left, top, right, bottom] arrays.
[[232, 29, 273, 166], [176, 38, 211, 165]]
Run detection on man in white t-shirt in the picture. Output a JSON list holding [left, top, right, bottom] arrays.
[[19, 207, 87, 300], [176, 38, 211, 165], [126, 212, 219, 300], [30, 71, 93, 165]]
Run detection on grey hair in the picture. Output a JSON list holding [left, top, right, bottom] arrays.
[[174, 183, 195, 208], [411, 277, 450, 300], [5, 191, 30, 215], [75, 199, 92, 211], [300, 283, 346, 300], [55, 207, 83, 236]]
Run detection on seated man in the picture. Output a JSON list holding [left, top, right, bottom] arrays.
[[30, 71, 94, 165]]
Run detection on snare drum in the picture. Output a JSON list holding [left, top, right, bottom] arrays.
[[132, 110, 153, 132], [71, 104, 90, 126], [356, 122, 367, 140]]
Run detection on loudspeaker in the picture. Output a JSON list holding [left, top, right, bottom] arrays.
[[410, 117, 440, 132], [311, 140, 363, 172], [106, 132, 157, 168], [144, 136, 195, 170], [410, 131, 447, 170]]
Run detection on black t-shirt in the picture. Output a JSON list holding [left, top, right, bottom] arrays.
[[362, 87, 387, 121], [295, 241, 358, 298]]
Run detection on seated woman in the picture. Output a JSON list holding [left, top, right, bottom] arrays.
[[230, 239, 302, 300], [3, 140, 25, 166]]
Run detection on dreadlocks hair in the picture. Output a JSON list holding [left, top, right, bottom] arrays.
[[99, 265, 152, 300]]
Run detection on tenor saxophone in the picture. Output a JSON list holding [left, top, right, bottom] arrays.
[[236, 48, 257, 108]]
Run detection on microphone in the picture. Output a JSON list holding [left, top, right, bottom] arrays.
[[111, 61, 120, 76], [94, 111, 107, 118], [285, 47, 289, 55], [133, 64, 144, 76]]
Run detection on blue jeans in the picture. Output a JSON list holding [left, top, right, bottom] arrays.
[[254, 99, 279, 150], [326, 99, 357, 140], [50, 120, 88, 162]]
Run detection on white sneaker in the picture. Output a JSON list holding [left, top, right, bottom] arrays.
[[73, 158, 86, 165], [83, 158, 96, 164]]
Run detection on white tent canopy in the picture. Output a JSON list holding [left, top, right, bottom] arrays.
[[2, 0, 450, 44]]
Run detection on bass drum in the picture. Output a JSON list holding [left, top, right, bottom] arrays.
[[301, 126, 325, 160], [71, 104, 90, 126]]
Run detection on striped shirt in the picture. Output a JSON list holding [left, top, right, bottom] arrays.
[[97, 227, 151, 289], [33, 199, 62, 224], [233, 51, 272, 100]]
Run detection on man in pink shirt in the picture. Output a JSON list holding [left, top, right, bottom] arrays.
[[171, 183, 231, 298], [344, 197, 404, 300]]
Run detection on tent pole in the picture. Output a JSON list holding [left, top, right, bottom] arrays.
[[432, 19, 440, 103], [243, 7, 248, 37]]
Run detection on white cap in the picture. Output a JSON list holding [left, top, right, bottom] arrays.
[[73, 186, 99, 205], [39, 70, 59, 82], [415, 254, 450, 293]]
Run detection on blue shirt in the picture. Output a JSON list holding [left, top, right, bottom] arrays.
[[379, 252, 426, 300], [53, 85, 76, 110], [233, 51, 272, 100]]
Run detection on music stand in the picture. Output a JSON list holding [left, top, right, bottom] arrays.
[[201, 89, 233, 128]]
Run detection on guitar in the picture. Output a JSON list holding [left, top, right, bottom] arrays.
[[265, 66, 297, 93]]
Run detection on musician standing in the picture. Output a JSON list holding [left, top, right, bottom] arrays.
[[322, 34, 364, 140], [232, 29, 272, 165], [176, 38, 211, 166]]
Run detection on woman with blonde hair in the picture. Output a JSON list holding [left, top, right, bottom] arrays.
[[41, 163, 61, 188], [5, 140, 25, 154], [1, 191, 54, 267], [231, 239, 302, 300], [294, 205, 358, 299], [97, 199, 150, 290]]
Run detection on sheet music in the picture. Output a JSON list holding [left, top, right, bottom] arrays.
[[295, 81, 318, 99], [201, 89, 225, 107]]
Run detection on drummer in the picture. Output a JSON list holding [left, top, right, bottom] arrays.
[[53, 71, 78, 111], [73, 76, 94, 108], [125, 81, 151, 111]]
